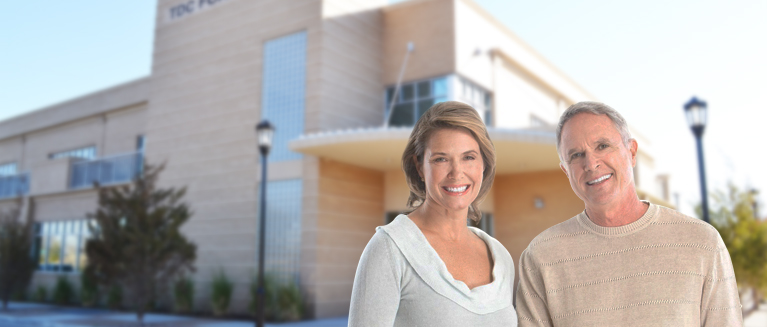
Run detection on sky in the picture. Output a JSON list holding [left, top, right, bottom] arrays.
[[2, 0, 766, 217]]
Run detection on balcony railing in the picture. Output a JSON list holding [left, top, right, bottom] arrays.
[[0, 173, 29, 199], [70, 152, 143, 189]]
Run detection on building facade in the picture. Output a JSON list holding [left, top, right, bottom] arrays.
[[0, 0, 673, 318]]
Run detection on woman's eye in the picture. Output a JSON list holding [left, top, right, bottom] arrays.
[[464, 155, 476, 160], [434, 157, 446, 162]]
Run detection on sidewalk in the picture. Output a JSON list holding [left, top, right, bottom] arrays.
[[745, 303, 767, 327], [0, 302, 348, 327]]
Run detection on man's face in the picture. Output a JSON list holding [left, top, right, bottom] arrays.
[[559, 113, 638, 209]]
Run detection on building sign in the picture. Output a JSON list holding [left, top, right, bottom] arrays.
[[165, 0, 231, 23]]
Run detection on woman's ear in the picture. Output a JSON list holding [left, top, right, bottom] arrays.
[[414, 155, 423, 181]]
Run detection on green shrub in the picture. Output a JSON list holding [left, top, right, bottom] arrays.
[[80, 272, 99, 307], [174, 275, 194, 314], [250, 275, 304, 322], [107, 284, 122, 310], [210, 269, 233, 316], [52, 276, 75, 305], [34, 285, 47, 302]]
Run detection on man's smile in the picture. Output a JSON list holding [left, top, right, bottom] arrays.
[[586, 173, 612, 185]]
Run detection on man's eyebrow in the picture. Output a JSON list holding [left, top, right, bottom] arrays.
[[566, 147, 581, 158], [595, 137, 613, 145]]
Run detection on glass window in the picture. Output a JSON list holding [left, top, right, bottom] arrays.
[[455, 77, 492, 125], [258, 179, 303, 285], [261, 31, 307, 162], [35, 219, 92, 273], [386, 76, 451, 127], [50, 146, 96, 160], [433, 78, 448, 97], [401, 84, 414, 101], [390, 102, 414, 127], [0, 162, 17, 176], [385, 75, 490, 127]]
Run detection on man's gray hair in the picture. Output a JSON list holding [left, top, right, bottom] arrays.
[[556, 101, 633, 160]]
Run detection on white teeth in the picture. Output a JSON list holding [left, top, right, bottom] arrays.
[[446, 185, 468, 193], [587, 174, 612, 185]]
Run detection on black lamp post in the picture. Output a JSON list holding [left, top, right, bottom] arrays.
[[255, 120, 274, 327], [684, 97, 709, 223]]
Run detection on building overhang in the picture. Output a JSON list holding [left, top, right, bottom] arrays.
[[289, 126, 561, 174]]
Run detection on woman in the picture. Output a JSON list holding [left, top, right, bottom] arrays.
[[349, 101, 517, 326]]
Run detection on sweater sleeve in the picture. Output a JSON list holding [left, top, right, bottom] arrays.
[[348, 231, 402, 327], [700, 232, 742, 326], [516, 248, 553, 327]]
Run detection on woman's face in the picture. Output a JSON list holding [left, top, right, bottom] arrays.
[[418, 128, 484, 214]]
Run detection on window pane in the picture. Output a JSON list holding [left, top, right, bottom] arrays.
[[417, 81, 430, 98], [389, 102, 414, 127], [433, 78, 448, 97], [38, 223, 49, 269], [49, 224, 62, 270], [401, 84, 414, 101], [258, 179, 303, 285], [63, 221, 77, 272], [262, 31, 307, 162], [0, 163, 17, 176], [417, 99, 433, 120]]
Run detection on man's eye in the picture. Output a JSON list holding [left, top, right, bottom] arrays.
[[598, 144, 609, 149], [570, 153, 583, 160]]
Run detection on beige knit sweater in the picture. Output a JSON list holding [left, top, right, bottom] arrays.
[[516, 203, 742, 326]]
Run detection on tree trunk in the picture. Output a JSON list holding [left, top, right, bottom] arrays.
[[2, 297, 8, 311], [137, 310, 144, 326]]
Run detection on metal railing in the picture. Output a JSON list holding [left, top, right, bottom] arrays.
[[70, 152, 143, 189], [0, 173, 29, 199]]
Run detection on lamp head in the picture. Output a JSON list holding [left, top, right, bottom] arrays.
[[255, 120, 275, 155], [684, 96, 707, 134]]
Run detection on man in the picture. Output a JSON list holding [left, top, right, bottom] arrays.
[[515, 102, 741, 326]]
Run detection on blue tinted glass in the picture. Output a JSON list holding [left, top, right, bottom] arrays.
[[257, 179, 303, 285], [432, 78, 448, 97], [262, 32, 307, 162]]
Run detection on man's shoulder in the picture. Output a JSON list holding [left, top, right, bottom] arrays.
[[651, 205, 721, 245]]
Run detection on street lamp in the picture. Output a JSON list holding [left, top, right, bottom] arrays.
[[255, 120, 274, 327], [684, 97, 709, 223]]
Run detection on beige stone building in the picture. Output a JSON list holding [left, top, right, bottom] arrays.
[[0, 0, 673, 319]]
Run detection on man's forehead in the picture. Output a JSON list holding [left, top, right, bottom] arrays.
[[561, 113, 619, 138]]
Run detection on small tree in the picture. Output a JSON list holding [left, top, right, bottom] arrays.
[[85, 162, 196, 325], [210, 269, 233, 316], [173, 275, 194, 314], [707, 185, 767, 315], [0, 198, 37, 310]]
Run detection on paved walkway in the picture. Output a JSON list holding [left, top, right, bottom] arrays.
[[0, 302, 348, 327], [746, 303, 767, 327]]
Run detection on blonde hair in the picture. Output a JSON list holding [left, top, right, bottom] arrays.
[[401, 101, 496, 222]]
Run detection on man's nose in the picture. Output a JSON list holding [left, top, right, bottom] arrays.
[[584, 152, 600, 171]]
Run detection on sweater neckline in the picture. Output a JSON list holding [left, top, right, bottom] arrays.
[[378, 214, 512, 314], [576, 201, 658, 236]]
